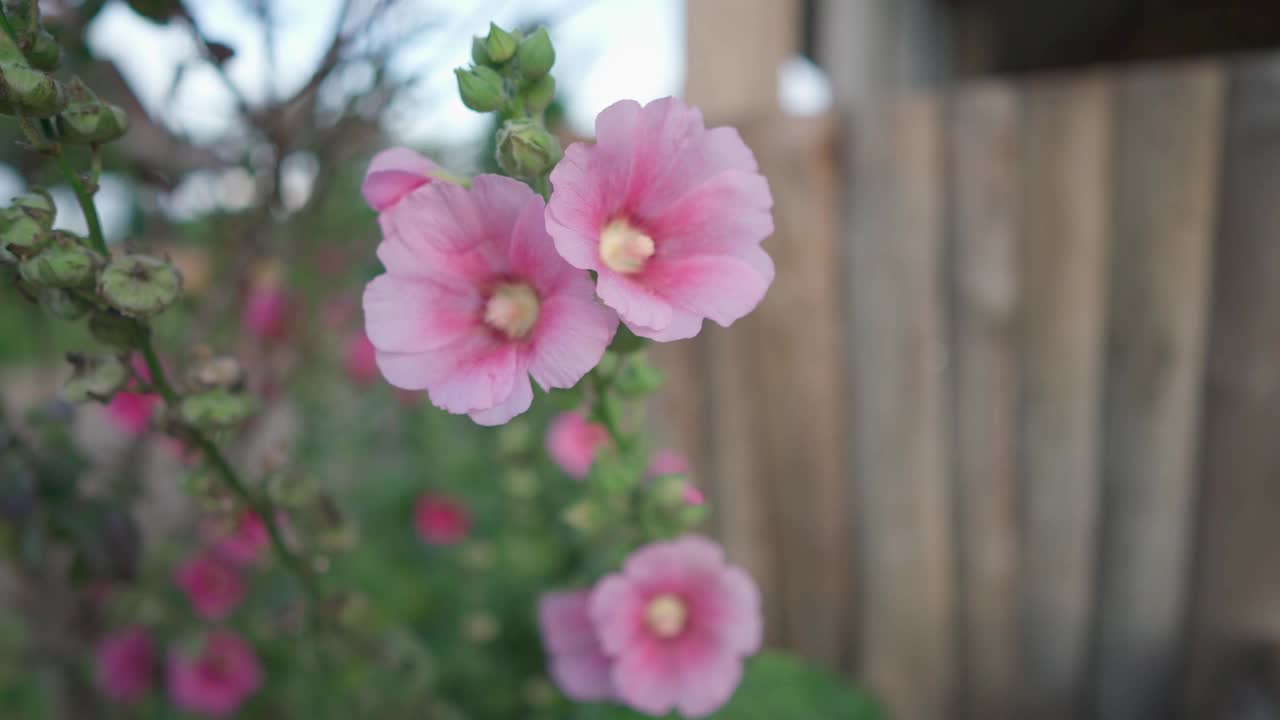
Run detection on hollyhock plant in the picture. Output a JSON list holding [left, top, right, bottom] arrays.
[[206, 510, 269, 567], [545, 96, 775, 342], [174, 550, 247, 621], [546, 411, 611, 478], [168, 631, 262, 717], [414, 492, 471, 546], [539, 588, 614, 702], [363, 174, 617, 424], [343, 330, 379, 386], [590, 535, 762, 718], [95, 626, 155, 705], [242, 283, 291, 341]]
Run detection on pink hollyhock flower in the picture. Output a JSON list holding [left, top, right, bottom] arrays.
[[546, 97, 775, 342], [414, 492, 471, 545], [174, 551, 246, 621], [106, 355, 160, 436], [546, 411, 611, 478], [363, 174, 617, 425], [539, 588, 614, 702], [95, 626, 155, 705], [647, 449, 691, 478], [590, 535, 762, 718], [205, 510, 269, 567], [344, 331, 379, 386], [361, 147, 440, 212], [242, 284, 291, 342], [168, 631, 262, 717]]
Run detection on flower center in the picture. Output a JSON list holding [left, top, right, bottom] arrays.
[[644, 593, 688, 639], [599, 220, 655, 274], [484, 282, 540, 340]]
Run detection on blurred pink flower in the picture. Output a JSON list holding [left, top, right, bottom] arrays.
[[414, 492, 470, 545], [168, 631, 262, 717], [174, 551, 246, 621], [321, 294, 359, 331], [361, 147, 440, 212], [363, 175, 617, 425], [344, 331, 379, 386], [590, 535, 762, 718], [95, 626, 155, 705], [646, 449, 690, 478], [682, 484, 706, 506], [106, 354, 159, 437], [546, 97, 775, 342], [206, 510, 269, 567], [242, 284, 291, 342], [546, 411, 610, 479], [539, 588, 614, 702]]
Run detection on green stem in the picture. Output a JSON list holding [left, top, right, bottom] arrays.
[[0, 7, 16, 42], [139, 339, 322, 604], [53, 153, 107, 255]]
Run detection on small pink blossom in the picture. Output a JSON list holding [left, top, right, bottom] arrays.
[[168, 630, 262, 717], [363, 174, 617, 425], [205, 510, 269, 567], [539, 588, 614, 702], [344, 331, 379, 386], [95, 626, 155, 705], [106, 355, 159, 436], [682, 484, 706, 506], [242, 284, 291, 342], [590, 535, 762, 718], [546, 411, 611, 478], [361, 147, 440, 212], [646, 449, 690, 478], [174, 551, 246, 621], [547, 97, 775, 342], [414, 492, 470, 545]]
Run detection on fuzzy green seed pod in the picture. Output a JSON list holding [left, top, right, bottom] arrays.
[[495, 119, 562, 178], [89, 310, 149, 349], [515, 27, 554, 80], [179, 388, 258, 430], [41, 288, 93, 320], [18, 232, 99, 288], [519, 74, 555, 115], [56, 77, 128, 144], [0, 61, 65, 116], [484, 23, 517, 64], [0, 204, 51, 258], [26, 31, 61, 72], [99, 254, 183, 318], [455, 66, 505, 113], [62, 353, 129, 403], [14, 188, 55, 229]]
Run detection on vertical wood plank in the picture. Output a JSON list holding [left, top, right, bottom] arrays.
[[1094, 60, 1225, 720], [1018, 72, 1114, 720], [744, 113, 851, 668], [1184, 55, 1280, 715], [685, 0, 797, 121], [849, 95, 955, 720], [948, 81, 1023, 720]]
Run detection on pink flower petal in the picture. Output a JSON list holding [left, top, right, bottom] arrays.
[[529, 290, 618, 391], [551, 653, 614, 702], [362, 147, 438, 211], [611, 637, 682, 716], [595, 272, 673, 333], [644, 253, 772, 328], [468, 371, 533, 426], [363, 274, 480, 354]]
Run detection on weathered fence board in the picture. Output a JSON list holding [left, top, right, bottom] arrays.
[[848, 95, 956, 720], [1093, 60, 1224, 720], [1017, 71, 1115, 720], [1183, 55, 1280, 715], [947, 81, 1023, 720]]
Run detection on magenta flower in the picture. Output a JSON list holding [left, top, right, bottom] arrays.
[[363, 174, 617, 425], [242, 284, 291, 342], [174, 551, 246, 621], [590, 535, 762, 717], [168, 631, 262, 718], [546, 411, 611, 478], [343, 330, 379, 387], [205, 510, 269, 567], [539, 588, 614, 702], [95, 626, 155, 705], [546, 97, 775, 341], [361, 147, 440, 212], [414, 492, 471, 545], [105, 354, 159, 436]]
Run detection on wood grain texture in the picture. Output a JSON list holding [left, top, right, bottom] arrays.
[[685, 0, 797, 121], [849, 95, 955, 720], [1183, 55, 1280, 715], [948, 81, 1023, 720], [1093, 60, 1224, 720], [1017, 71, 1114, 720]]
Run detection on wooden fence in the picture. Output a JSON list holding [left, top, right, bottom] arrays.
[[654, 4, 1280, 718]]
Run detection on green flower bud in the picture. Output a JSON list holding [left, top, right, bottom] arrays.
[[61, 353, 128, 403], [562, 499, 603, 535], [502, 468, 539, 499], [89, 310, 148, 349], [495, 119, 561, 178], [27, 32, 61, 72], [18, 233, 99, 288], [459, 540, 497, 571], [515, 27, 555, 80], [519, 73, 555, 115], [56, 78, 128, 144], [99, 254, 183, 318], [470, 36, 492, 67], [41, 288, 92, 320], [484, 23, 517, 64], [614, 355, 664, 397], [14, 188, 55, 228], [651, 474, 690, 508], [179, 388, 257, 430], [0, 207, 49, 258], [455, 66, 505, 112], [0, 61, 65, 116]]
